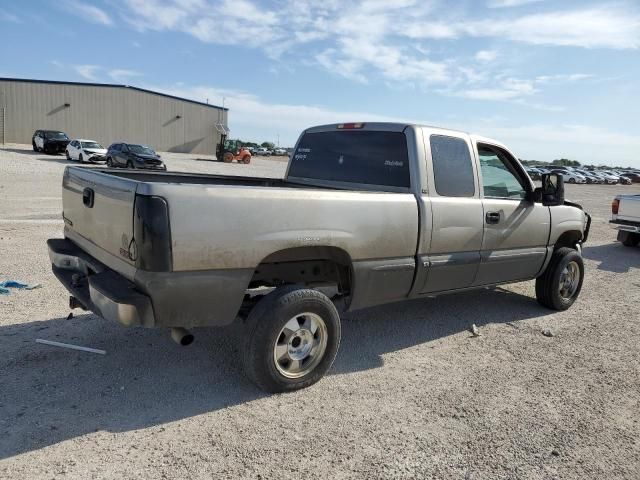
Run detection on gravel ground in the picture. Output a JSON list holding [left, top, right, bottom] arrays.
[[1, 144, 639, 479]]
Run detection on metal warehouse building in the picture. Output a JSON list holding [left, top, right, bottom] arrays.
[[0, 77, 228, 154]]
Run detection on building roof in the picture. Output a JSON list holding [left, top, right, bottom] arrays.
[[0, 77, 227, 111]]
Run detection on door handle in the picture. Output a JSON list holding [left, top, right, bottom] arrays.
[[486, 211, 500, 224]]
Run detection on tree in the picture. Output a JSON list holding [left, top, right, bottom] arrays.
[[261, 142, 275, 149], [551, 158, 581, 167]]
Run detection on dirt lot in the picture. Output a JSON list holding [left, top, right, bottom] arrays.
[[1, 144, 639, 479]]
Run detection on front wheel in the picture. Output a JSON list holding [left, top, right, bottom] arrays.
[[33, 142, 38, 152], [242, 155, 251, 164], [568, 177, 576, 184], [106, 157, 113, 167], [535, 247, 584, 310], [78, 153, 83, 163], [243, 286, 341, 393]]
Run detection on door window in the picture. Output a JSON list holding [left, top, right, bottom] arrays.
[[430, 135, 475, 197], [478, 145, 527, 200]]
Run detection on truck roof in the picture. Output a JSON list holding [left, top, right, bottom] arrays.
[[304, 122, 507, 150]]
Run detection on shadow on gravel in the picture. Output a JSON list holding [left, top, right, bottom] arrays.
[[0, 287, 544, 459], [0, 148, 77, 165], [583, 242, 640, 273]]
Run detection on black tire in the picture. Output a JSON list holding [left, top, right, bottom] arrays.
[[78, 153, 83, 163], [618, 231, 640, 247], [535, 247, 584, 311], [568, 177, 576, 184], [32, 142, 38, 152], [127, 161, 134, 169], [65, 150, 71, 160], [243, 286, 341, 393], [106, 157, 113, 167]]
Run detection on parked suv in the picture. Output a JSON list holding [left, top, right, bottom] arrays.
[[32, 130, 70, 154], [106, 143, 166, 170]]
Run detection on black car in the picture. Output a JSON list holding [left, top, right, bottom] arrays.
[[105, 143, 166, 170], [32, 130, 70, 154]]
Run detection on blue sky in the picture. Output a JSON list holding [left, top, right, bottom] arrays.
[[1, 0, 639, 166]]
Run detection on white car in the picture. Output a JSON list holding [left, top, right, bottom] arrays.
[[554, 170, 587, 184], [66, 139, 108, 163], [255, 147, 271, 156], [273, 148, 287, 156]]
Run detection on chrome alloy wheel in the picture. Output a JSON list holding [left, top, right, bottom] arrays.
[[559, 261, 580, 299], [273, 312, 328, 379]]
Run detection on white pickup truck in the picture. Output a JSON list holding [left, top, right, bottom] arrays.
[[611, 195, 640, 246]]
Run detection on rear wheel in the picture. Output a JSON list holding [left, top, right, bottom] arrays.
[[618, 231, 640, 247], [243, 286, 341, 393], [65, 150, 71, 160], [223, 152, 233, 163], [242, 155, 251, 164], [536, 247, 584, 310], [127, 161, 134, 169]]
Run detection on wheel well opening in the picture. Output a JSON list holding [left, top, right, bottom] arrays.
[[554, 230, 582, 251], [247, 247, 353, 294]]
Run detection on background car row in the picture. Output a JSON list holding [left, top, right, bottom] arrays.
[[31, 129, 166, 170], [525, 165, 638, 184]]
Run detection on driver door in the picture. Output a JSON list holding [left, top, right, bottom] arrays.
[[474, 143, 551, 286]]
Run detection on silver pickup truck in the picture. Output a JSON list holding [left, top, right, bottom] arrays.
[[48, 122, 591, 392]]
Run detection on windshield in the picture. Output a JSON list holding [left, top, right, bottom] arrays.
[[129, 144, 155, 155], [45, 131, 68, 139], [81, 141, 103, 149], [289, 130, 410, 188]]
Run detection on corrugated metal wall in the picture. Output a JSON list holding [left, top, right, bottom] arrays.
[[0, 79, 228, 154]]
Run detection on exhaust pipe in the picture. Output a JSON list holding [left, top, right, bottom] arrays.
[[170, 327, 194, 346]]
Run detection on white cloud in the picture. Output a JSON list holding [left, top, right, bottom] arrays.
[[486, 0, 544, 8], [535, 73, 595, 83], [62, 0, 112, 26], [74, 65, 101, 81], [108, 69, 143, 82], [451, 72, 593, 102], [455, 78, 538, 101], [475, 50, 498, 62], [463, 8, 640, 49]]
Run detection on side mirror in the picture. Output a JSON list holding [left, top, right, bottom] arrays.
[[535, 173, 565, 206]]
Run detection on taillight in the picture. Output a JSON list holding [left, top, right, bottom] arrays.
[[337, 123, 365, 129], [133, 195, 172, 271], [612, 198, 620, 215]]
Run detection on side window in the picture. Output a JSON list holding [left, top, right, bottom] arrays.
[[430, 135, 475, 197], [478, 145, 527, 200], [122, 144, 129, 153]]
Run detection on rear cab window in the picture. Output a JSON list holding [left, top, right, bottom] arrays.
[[288, 130, 410, 190], [429, 135, 475, 197]]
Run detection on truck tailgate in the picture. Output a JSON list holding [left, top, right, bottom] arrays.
[[618, 195, 640, 222], [62, 168, 138, 275]]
